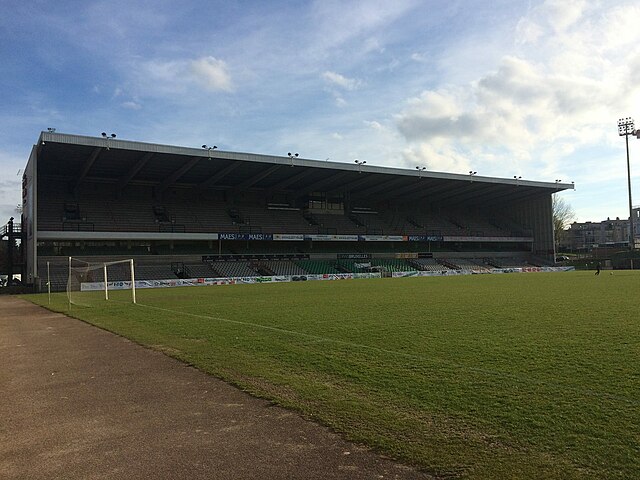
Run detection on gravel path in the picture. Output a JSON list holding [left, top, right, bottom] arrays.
[[0, 296, 434, 480]]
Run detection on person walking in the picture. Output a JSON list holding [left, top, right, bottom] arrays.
[[595, 262, 601, 276]]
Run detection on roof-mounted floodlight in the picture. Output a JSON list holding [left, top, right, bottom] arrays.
[[202, 144, 217, 158], [355, 159, 366, 173], [288, 152, 299, 166], [101, 132, 116, 149]]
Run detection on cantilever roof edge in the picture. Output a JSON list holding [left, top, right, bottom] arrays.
[[36, 131, 576, 193]]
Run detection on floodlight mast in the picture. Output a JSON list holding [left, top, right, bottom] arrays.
[[618, 117, 636, 253]]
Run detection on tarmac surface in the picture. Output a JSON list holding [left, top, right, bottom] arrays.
[[0, 296, 434, 479]]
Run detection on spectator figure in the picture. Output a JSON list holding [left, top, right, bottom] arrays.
[[595, 263, 601, 276]]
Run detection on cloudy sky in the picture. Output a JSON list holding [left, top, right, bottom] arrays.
[[1, 0, 639, 224]]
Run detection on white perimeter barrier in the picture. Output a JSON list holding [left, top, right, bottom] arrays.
[[81, 267, 575, 292]]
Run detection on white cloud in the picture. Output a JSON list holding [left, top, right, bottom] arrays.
[[401, 143, 471, 173], [133, 56, 233, 96], [410, 52, 428, 63], [121, 101, 142, 110], [322, 71, 360, 90], [309, 0, 419, 55], [190, 56, 234, 92], [363, 120, 383, 130], [393, 1, 640, 179]]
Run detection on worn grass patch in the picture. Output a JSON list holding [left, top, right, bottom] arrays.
[[25, 271, 640, 479]]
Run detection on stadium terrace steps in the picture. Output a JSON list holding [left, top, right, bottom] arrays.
[[37, 183, 523, 239], [184, 264, 216, 278], [258, 260, 308, 276], [209, 261, 259, 278], [135, 265, 179, 280], [313, 213, 365, 235], [295, 260, 340, 274], [36, 254, 538, 293], [413, 258, 454, 272]]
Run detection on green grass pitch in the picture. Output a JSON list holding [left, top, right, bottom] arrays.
[[26, 271, 640, 479]]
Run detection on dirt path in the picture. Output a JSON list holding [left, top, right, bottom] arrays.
[[0, 296, 434, 480]]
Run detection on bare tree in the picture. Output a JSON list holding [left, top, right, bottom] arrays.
[[552, 195, 575, 249]]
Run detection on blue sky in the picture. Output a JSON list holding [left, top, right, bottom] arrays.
[[1, 0, 640, 224]]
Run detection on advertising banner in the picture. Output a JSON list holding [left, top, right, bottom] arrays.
[[406, 235, 444, 242], [359, 235, 405, 242], [218, 233, 274, 241], [391, 271, 420, 278], [304, 234, 359, 241], [80, 266, 574, 291], [395, 252, 418, 259], [273, 234, 304, 241], [337, 253, 372, 259]]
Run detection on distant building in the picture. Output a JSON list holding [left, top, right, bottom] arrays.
[[562, 207, 640, 251]]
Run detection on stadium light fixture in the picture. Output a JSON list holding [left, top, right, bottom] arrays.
[[618, 117, 636, 251], [47, 127, 56, 133], [416, 166, 426, 178], [202, 144, 217, 159], [355, 159, 366, 173], [514, 175, 522, 186], [469, 171, 477, 182], [288, 152, 299, 167], [101, 132, 117, 150]]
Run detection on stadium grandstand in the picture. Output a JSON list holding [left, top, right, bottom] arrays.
[[16, 131, 574, 291]]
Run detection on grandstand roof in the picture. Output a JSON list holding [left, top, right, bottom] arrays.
[[34, 131, 574, 206]]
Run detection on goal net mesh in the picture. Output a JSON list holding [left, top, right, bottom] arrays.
[[67, 257, 136, 307]]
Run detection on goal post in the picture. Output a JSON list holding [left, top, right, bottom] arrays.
[[67, 257, 136, 308], [102, 259, 136, 303]]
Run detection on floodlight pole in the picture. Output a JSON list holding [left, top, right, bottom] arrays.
[[626, 132, 633, 250], [618, 118, 635, 258]]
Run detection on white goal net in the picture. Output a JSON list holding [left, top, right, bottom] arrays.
[[66, 257, 136, 308]]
